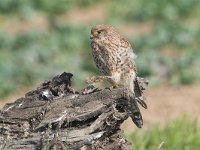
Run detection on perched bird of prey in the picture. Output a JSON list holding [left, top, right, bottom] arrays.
[[89, 25, 146, 128]]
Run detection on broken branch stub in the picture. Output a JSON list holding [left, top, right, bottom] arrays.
[[0, 72, 148, 150]]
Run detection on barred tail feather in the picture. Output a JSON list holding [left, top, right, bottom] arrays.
[[129, 96, 143, 128]]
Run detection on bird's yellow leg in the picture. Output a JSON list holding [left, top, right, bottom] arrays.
[[86, 76, 119, 89], [86, 76, 113, 84], [109, 83, 119, 89]]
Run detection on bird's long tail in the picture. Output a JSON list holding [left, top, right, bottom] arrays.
[[130, 76, 148, 128], [129, 96, 143, 128]]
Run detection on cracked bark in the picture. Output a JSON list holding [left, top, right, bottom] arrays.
[[0, 72, 148, 150]]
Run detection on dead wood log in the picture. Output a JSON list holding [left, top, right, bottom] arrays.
[[0, 72, 148, 150]]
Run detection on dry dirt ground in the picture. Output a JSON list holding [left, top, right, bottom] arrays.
[[1, 84, 200, 133]]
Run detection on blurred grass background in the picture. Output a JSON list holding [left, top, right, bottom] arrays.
[[127, 116, 200, 150], [0, 0, 200, 149]]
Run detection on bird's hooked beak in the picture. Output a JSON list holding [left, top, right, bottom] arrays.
[[90, 31, 98, 39]]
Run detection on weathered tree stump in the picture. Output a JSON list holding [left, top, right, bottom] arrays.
[[0, 72, 148, 150]]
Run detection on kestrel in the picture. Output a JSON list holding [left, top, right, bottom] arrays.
[[89, 25, 146, 128]]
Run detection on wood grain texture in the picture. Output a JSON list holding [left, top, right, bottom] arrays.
[[0, 72, 148, 150]]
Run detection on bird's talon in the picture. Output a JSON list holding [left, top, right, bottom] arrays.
[[112, 84, 119, 88], [105, 84, 119, 91]]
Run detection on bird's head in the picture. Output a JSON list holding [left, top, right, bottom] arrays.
[[90, 25, 120, 44]]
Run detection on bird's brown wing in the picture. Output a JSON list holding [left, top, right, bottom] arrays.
[[91, 42, 115, 76]]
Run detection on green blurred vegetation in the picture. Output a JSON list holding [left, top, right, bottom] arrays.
[[0, 0, 200, 99], [127, 116, 200, 150]]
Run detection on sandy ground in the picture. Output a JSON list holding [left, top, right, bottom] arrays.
[[1, 84, 200, 133]]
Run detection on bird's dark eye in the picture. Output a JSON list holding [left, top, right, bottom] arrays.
[[97, 31, 101, 34]]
